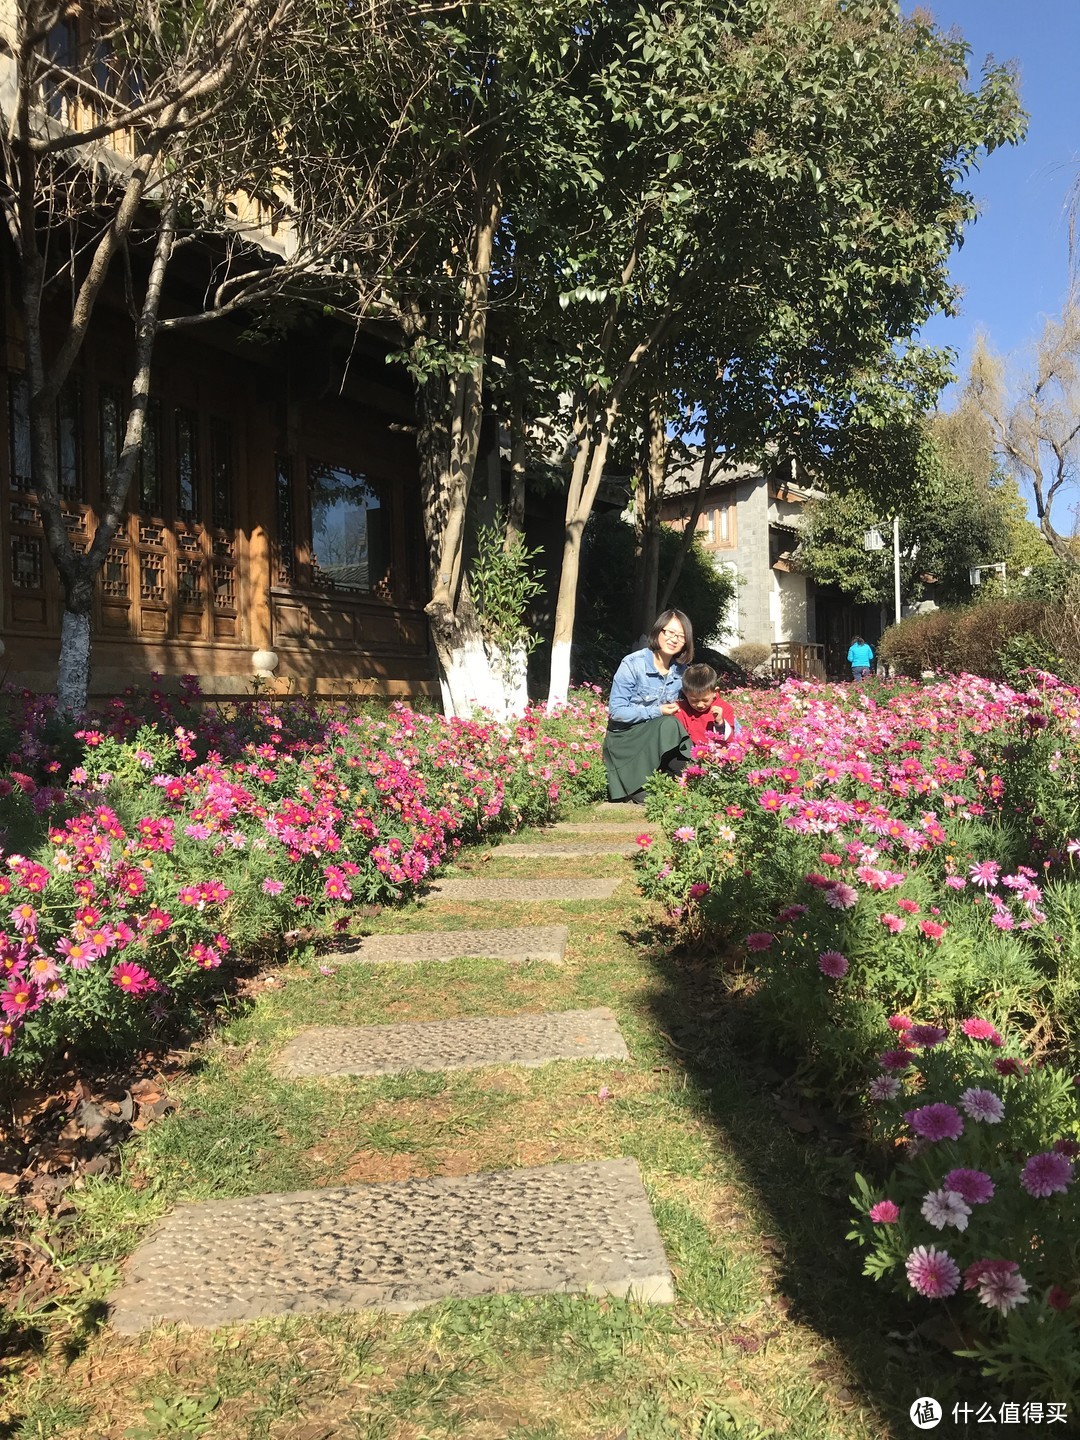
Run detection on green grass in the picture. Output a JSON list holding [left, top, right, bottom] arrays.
[[0, 828, 972, 1439]]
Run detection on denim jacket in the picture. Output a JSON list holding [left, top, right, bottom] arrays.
[[608, 647, 685, 723]]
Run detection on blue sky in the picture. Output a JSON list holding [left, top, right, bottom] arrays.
[[906, 1, 1080, 392]]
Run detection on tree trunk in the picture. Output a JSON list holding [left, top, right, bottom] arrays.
[[57, 606, 93, 715], [659, 414, 716, 612], [504, 386, 526, 550], [548, 518, 587, 711], [637, 396, 665, 634]]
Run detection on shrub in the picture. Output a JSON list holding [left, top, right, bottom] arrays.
[[727, 642, 772, 675]]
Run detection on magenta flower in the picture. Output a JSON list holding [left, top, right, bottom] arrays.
[[905, 1245, 960, 1298], [688, 882, 709, 899], [959, 1088, 1005, 1124], [824, 882, 858, 910], [817, 950, 848, 978], [635, 833, 653, 849], [909, 1103, 964, 1141], [110, 960, 153, 996], [879, 1049, 914, 1072], [919, 920, 946, 941], [887, 1014, 913, 1032], [1020, 1152, 1073, 1198], [879, 913, 905, 934], [907, 1024, 947, 1049], [969, 859, 1001, 888], [960, 1017, 1003, 1046], [1, 978, 41, 1017], [869, 1200, 900, 1224], [744, 932, 774, 952], [944, 1169, 995, 1205]]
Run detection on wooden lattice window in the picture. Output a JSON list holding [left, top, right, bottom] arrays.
[[11, 536, 44, 590], [139, 400, 161, 514], [175, 409, 199, 521], [275, 454, 295, 584], [210, 418, 233, 530], [308, 462, 390, 595], [100, 385, 123, 482], [8, 374, 33, 492]]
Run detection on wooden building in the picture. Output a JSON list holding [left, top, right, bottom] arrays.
[[0, 296, 438, 700]]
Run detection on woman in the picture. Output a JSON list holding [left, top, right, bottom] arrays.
[[603, 609, 695, 803], [847, 634, 874, 681]]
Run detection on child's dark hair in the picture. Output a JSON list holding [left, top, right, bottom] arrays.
[[682, 663, 717, 696]]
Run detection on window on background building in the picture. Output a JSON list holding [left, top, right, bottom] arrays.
[[57, 379, 82, 499], [308, 462, 390, 593], [139, 400, 161, 514], [275, 455, 295, 584], [210, 418, 233, 530], [100, 386, 123, 481]]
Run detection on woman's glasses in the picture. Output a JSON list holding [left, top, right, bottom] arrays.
[[659, 628, 685, 640]]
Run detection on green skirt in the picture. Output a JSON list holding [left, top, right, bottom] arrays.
[[602, 716, 692, 800]]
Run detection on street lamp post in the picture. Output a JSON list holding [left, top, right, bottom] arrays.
[[863, 519, 902, 626]]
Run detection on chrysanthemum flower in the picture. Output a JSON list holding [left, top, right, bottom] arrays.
[[744, 932, 774, 952], [960, 1017, 1003, 1046], [824, 882, 858, 910], [817, 950, 848, 977], [887, 1014, 913, 1032], [905, 1245, 960, 1298], [879, 1049, 914, 1072], [908, 1024, 947, 1049], [920, 1187, 971, 1231], [1020, 1152, 1073, 1198], [959, 1088, 1005, 1124], [879, 913, 905, 934], [919, 920, 946, 941], [967, 1260, 1029, 1314], [869, 1200, 899, 1224], [969, 859, 1001, 888], [868, 1074, 901, 1102], [908, 1103, 964, 1141], [943, 1169, 995, 1205], [110, 960, 152, 996], [672, 826, 696, 844]]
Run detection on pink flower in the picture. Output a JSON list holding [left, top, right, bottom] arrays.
[[896, 898, 920, 914], [745, 932, 774, 952], [818, 950, 848, 978], [960, 1017, 1003, 1046], [262, 878, 285, 895], [964, 1260, 1029, 1314], [879, 913, 905, 934], [918, 920, 946, 941], [959, 1088, 1005, 1124], [635, 833, 653, 849], [688, 882, 709, 899], [944, 1169, 995, 1205], [991, 911, 1015, 931], [969, 859, 1000, 888], [909, 1103, 964, 1141], [869, 1200, 900, 1224], [1, 978, 41, 1017], [906, 1245, 960, 1298], [879, 1048, 914, 1072], [907, 1024, 947, 1049], [944, 875, 966, 890], [1047, 1286, 1072, 1312], [672, 826, 696, 844], [110, 960, 153, 996], [920, 1188, 971, 1232], [887, 1014, 913, 1032], [775, 903, 808, 921], [1020, 1152, 1073, 1198], [868, 1073, 901, 1101], [824, 882, 858, 910]]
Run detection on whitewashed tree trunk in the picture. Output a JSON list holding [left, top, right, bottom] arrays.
[[486, 638, 530, 718], [57, 610, 92, 715]]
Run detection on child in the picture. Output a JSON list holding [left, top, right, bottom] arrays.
[[674, 663, 737, 747]]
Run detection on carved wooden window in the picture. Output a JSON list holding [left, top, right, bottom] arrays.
[[308, 463, 390, 595], [57, 379, 82, 500], [275, 454, 295, 584], [175, 409, 199, 522], [210, 418, 233, 530], [7, 374, 32, 491], [100, 385, 123, 482], [139, 400, 161, 514]]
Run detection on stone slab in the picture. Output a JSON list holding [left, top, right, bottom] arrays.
[[276, 1007, 628, 1077], [494, 841, 635, 859], [325, 926, 569, 966], [592, 802, 647, 818], [427, 878, 621, 902], [109, 1159, 674, 1333], [553, 821, 650, 835]]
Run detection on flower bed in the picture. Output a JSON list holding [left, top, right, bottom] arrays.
[[0, 686, 607, 1074], [633, 674, 1080, 1396]]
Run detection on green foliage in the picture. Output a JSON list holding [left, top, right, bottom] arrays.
[[573, 513, 736, 683], [125, 1392, 221, 1439], [469, 522, 546, 656]]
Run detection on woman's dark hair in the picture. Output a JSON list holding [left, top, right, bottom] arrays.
[[851, 634, 865, 646], [648, 609, 694, 664], [682, 662, 717, 695]]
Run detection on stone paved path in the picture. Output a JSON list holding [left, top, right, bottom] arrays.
[[427, 877, 621, 902], [108, 802, 673, 1335], [493, 840, 635, 859], [324, 925, 569, 966], [276, 1007, 628, 1077], [553, 819, 647, 834], [109, 1159, 672, 1334]]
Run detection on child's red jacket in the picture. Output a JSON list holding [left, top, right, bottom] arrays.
[[674, 693, 736, 746]]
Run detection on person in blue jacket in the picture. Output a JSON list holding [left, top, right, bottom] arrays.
[[602, 609, 695, 803], [847, 634, 874, 681]]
